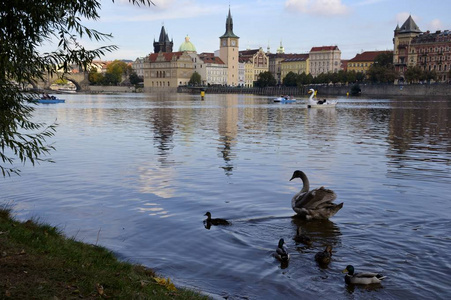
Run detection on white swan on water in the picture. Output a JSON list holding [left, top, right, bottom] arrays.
[[307, 88, 337, 108]]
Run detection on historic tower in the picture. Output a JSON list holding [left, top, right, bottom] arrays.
[[153, 25, 173, 53], [393, 15, 421, 82], [219, 8, 239, 86]]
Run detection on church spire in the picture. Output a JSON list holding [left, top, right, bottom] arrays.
[[220, 7, 239, 38], [154, 24, 173, 53]]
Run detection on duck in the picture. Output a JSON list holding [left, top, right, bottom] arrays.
[[203, 212, 230, 226], [289, 170, 343, 220], [314, 245, 333, 266], [275, 238, 290, 262], [293, 227, 312, 246], [342, 265, 386, 285]]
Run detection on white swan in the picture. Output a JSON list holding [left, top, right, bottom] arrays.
[[307, 88, 337, 108], [289, 170, 343, 220]]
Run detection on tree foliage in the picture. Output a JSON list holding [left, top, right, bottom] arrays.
[[189, 71, 202, 86], [0, 0, 154, 176], [283, 72, 298, 87], [255, 71, 276, 87], [282, 70, 363, 87], [405, 66, 438, 83], [129, 72, 144, 86], [366, 52, 397, 83]]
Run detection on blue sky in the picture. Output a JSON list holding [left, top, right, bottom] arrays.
[[72, 0, 451, 61]]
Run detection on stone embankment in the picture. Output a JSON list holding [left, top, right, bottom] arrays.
[[178, 84, 451, 97]]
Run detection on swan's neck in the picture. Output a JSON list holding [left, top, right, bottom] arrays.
[[309, 92, 314, 101], [300, 172, 310, 193]]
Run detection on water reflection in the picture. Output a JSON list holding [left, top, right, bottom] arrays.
[[4, 94, 451, 299], [386, 99, 451, 183], [291, 217, 342, 249], [150, 107, 175, 165], [217, 94, 238, 176], [345, 282, 384, 294]]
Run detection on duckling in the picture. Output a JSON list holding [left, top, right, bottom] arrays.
[[203, 212, 230, 226], [293, 227, 312, 246], [314, 245, 333, 266], [275, 238, 290, 262], [342, 265, 386, 285]]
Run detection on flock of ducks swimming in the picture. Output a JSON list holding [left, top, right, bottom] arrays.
[[203, 170, 386, 286]]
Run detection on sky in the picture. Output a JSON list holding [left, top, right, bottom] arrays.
[[60, 0, 451, 61]]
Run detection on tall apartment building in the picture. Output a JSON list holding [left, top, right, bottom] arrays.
[[309, 46, 341, 77], [411, 30, 451, 82], [239, 48, 269, 87]]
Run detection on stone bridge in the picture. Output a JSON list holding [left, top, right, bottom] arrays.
[[34, 72, 90, 91]]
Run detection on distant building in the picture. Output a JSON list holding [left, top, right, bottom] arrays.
[[239, 48, 269, 87], [197, 53, 228, 85], [393, 15, 422, 82], [143, 52, 194, 89], [411, 29, 451, 82], [132, 57, 146, 78], [87, 61, 108, 73], [348, 51, 392, 74], [154, 25, 173, 53], [280, 54, 309, 80], [340, 60, 349, 72], [219, 8, 239, 86], [309, 46, 341, 77]]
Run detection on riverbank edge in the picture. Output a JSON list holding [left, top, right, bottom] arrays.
[[176, 83, 451, 97], [0, 206, 208, 299]]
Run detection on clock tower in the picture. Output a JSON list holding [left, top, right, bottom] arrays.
[[219, 8, 239, 86]]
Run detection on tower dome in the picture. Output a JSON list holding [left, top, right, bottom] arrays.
[[277, 40, 285, 54], [178, 35, 196, 52]]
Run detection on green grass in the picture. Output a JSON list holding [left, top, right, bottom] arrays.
[[0, 206, 208, 299]]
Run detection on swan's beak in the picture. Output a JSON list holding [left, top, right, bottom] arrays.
[[289, 175, 296, 181], [308, 90, 312, 94]]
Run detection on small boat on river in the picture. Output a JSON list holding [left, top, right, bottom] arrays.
[[274, 96, 297, 103], [35, 93, 66, 104], [35, 98, 65, 104], [307, 89, 337, 108]]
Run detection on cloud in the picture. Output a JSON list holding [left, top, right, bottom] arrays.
[[428, 19, 443, 31], [285, 0, 350, 16], [101, 1, 223, 23], [353, 0, 388, 6]]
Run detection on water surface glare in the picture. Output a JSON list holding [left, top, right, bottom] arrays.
[[2, 93, 451, 299]]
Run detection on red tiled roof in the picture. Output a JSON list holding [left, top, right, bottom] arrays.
[[310, 46, 339, 52], [349, 51, 392, 62], [200, 56, 225, 64]]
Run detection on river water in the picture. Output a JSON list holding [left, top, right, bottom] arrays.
[[1, 93, 450, 299]]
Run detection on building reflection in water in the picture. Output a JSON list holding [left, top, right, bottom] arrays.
[[150, 107, 175, 165], [217, 94, 239, 176], [386, 99, 451, 181]]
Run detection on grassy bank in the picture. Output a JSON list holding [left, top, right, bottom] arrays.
[[0, 207, 208, 299]]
